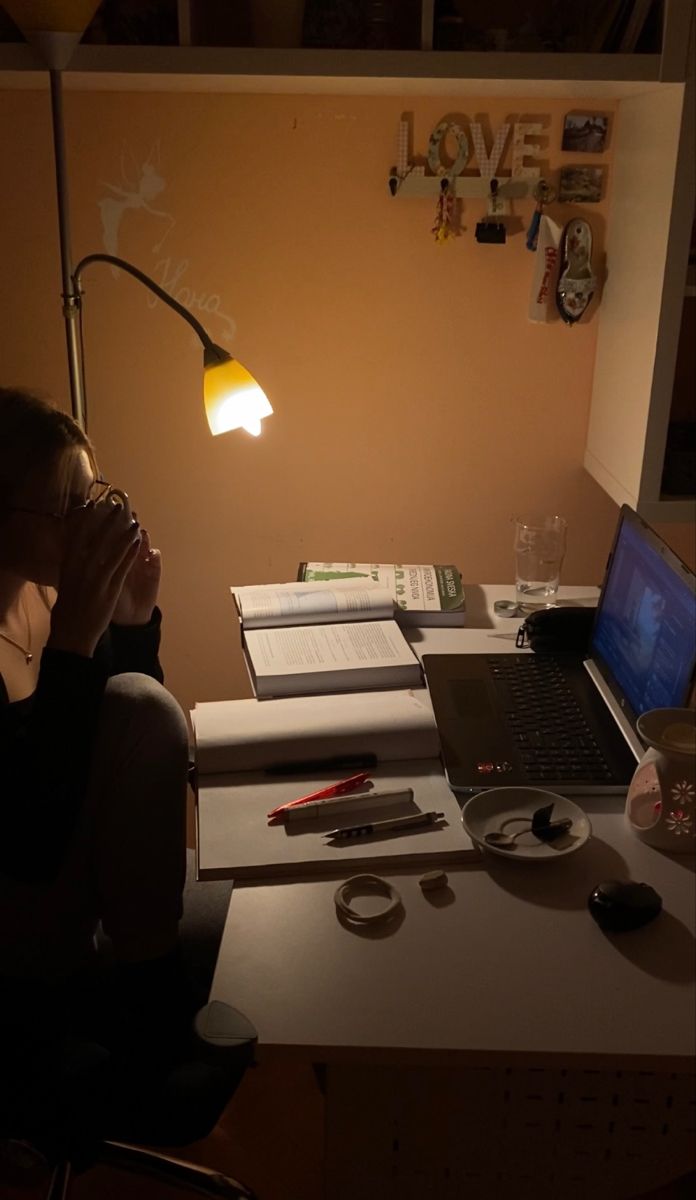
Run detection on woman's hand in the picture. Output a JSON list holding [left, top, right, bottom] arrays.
[[112, 526, 162, 626], [47, 502, 142, 658]]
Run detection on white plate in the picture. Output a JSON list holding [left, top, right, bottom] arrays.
[[461, 787, 592, 862]]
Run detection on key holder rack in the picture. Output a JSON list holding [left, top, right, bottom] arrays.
[[388, 114, 544, 202]]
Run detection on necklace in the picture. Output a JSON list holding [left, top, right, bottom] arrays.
[[0, 592, 33, 664]]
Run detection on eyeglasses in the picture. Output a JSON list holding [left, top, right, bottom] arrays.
[[9, 479, 113, 520]]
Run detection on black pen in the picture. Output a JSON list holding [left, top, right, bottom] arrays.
[[266, 753, 378, 775], [325, 811, 445, 840]]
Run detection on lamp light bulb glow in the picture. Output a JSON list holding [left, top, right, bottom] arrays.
[[204, 357, 273, 437]]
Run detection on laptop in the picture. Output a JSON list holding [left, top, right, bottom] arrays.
[[423, 505, 696, 794]]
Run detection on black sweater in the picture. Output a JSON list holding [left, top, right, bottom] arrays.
[[0, 610, 163, 885]]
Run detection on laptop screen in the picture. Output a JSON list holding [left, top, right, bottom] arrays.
[[591, 507, 696, 719]]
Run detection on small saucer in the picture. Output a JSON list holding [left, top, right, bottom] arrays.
[[462, 787, 591, 862]]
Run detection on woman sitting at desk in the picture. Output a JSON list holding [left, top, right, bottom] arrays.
[[0, 386, 194, 1065]]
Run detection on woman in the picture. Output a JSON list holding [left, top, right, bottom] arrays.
[[0, 386, 192, 1058]]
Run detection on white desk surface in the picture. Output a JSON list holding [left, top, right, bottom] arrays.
[[408, 582, 601, 657], [204, 585, 696, 1071], [211, 808, 695, 1069]]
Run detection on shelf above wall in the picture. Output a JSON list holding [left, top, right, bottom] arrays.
[[0, 43, 672, 96]]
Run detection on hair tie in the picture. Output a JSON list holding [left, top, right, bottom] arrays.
[[334, 874, 403, 925]]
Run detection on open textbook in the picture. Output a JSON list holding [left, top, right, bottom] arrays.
[[231, 582, 422, 698]]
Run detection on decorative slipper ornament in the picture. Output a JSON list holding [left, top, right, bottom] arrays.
[[556, 218, 597, 324]]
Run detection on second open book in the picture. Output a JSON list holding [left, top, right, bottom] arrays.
[[231, 580, 423, 698]]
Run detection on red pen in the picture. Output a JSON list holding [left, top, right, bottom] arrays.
[[267, 771, 370, 820]]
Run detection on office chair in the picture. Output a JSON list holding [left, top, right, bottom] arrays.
[[0, 994, 259, 1200]]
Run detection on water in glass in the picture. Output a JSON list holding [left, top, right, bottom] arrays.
[[514, 515, 567, 612]]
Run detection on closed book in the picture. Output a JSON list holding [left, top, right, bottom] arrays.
[[297, 563, 466, 626], [192, 688, 439, 775]]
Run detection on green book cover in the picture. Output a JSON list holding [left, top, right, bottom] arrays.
[[298, 563, 465, 623]]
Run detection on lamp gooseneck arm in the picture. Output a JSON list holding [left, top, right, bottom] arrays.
[[72, 253, 226, 361], [47, 67, 228, 432]]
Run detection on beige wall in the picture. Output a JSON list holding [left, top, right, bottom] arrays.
[[0, 88, 691, 714]]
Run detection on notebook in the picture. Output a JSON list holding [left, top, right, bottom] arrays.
[[423, 506, 696, 794]]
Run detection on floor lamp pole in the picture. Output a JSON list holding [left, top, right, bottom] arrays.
[[48, 67, 86, 430]]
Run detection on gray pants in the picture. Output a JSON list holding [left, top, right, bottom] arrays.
[[1, 673, 190, 981]]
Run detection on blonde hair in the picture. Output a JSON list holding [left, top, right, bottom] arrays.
[[0, 387, 99, 516]]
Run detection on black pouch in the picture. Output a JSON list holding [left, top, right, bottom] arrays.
[[516, 606, 596, 654]]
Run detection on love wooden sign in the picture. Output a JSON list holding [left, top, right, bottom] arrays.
[[390, 114, 548, 198]]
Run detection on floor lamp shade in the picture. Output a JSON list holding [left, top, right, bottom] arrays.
[[1, 0, 101, 67], [1, 1, 101, 33]]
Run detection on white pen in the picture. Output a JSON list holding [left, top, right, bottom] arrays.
[[325, 810, 445, 840], [283, 788, 414, 823]]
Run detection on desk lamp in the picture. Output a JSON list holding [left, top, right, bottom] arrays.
[[2, 0, 273, 437]]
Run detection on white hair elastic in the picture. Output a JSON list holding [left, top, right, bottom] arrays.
[[334, 874, 403, 926]]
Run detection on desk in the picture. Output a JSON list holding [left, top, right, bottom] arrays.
[[201, 586, 696, 1199]]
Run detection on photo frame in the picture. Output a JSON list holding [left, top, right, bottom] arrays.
[[558, 166, 604, 203], [562, 113, 609, 153]]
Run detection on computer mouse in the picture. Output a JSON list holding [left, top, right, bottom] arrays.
[[588, 880, 662, 932]]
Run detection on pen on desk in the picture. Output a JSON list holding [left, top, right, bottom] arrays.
[[266, 771, 371, 820], [265, 754, 378, 775], [283, 788, 415, 822], [325, 810, 446, 840]]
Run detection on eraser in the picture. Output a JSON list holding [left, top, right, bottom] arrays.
[[419, 870, 448, 891]]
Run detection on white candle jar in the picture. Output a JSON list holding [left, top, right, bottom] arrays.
[[625, 708, 696, 851]]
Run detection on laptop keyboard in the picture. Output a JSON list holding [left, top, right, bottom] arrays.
[[488, 657, 615, 784]]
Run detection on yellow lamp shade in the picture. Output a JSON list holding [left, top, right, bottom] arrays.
[[204, 356, 273, 438], [1, 1, 100, 32]]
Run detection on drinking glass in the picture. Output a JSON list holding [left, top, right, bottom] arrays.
[[513, 515, 567, 611]]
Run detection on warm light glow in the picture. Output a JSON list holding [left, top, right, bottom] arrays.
[[1, 0, 100, 33], [204, 357, 273, 437]]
